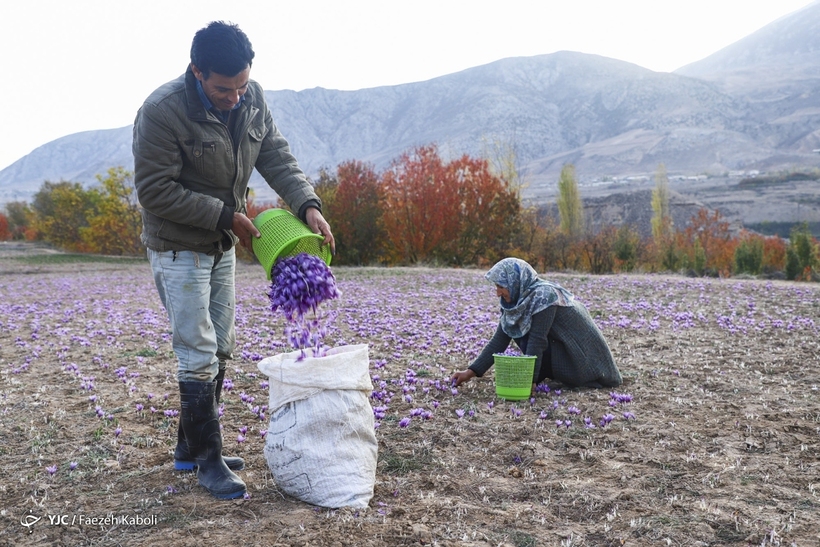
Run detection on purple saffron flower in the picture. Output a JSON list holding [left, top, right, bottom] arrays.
[[398, 417, 411, 428], [269, 253, 340, 355], [455, 409, 465, 418], [46, 465, 57, 476]]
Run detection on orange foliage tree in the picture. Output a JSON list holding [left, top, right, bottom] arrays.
[[380, 145, 461, 264], [0, 213, 9, 241], [681, 208, 736, 275], [332, 160, 385, 265], [762, 234, 787, 272], [440, 154, 520, 265], [380, 145, 520, 265]]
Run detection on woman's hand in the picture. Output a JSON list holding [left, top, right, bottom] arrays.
[[450, 369, 476, 388]]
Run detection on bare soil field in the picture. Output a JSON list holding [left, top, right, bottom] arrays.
[[1, 249, 818, 546]]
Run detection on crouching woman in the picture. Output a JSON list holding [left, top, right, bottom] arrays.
[[451, 258, 622, 391]]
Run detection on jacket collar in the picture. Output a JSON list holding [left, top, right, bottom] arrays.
[[185, 67, 211, 121]]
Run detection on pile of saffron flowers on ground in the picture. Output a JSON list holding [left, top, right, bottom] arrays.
[[268, 253, 340, 359]]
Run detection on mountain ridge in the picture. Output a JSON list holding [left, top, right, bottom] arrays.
[[3, 2, 820, 233]]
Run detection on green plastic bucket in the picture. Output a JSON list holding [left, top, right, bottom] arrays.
[[252, 209, 332, 280], [493, 354, 536, 401]]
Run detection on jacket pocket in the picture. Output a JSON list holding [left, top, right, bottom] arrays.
[[244, 120, 268, 158], [183, 139, 228, 185]]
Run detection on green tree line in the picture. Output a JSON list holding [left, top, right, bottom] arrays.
[[1, 150, 818, 281]]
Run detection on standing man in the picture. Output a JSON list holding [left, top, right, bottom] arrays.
[[133, 21, 335, 500]]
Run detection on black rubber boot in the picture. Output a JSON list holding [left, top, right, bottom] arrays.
[[179, 380, 246, 500], [174, 369, 245, 471]]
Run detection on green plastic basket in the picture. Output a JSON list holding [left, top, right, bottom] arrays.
[[252, 209, 332, 280], [493, 354, 536, 401]]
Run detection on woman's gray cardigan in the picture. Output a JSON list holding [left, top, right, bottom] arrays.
[[469, 299, 622, 388]]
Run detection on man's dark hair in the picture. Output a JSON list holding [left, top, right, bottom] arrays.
[[190, 21, 255, 79]]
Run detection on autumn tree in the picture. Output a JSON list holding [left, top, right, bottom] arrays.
[[445, 154, 520, 265], [785, 222, 819, 280], [557, 164, 584, 239], [30, 180, 97, 252], [80, 167, 143, 255], [311, 167, 337, 217], [3, 201, 32, 240], [612, 224, 642, 272], [380, 145, 520, 265], [682, 208, 736, 275], [580, 227, 617, 274], [0, 213, 10, 240], [761, 235, 787, 273], [331, 160, 385, 265]]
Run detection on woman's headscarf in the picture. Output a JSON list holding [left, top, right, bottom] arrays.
[[486, 257, 574, 338]]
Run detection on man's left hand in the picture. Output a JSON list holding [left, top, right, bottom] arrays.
[[305, 208, 336, 255]]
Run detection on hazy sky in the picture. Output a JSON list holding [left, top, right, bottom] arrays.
[[0, 0, 814, 171]]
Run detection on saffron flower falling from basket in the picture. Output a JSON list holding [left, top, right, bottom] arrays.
[[268, 253, 341, 360]]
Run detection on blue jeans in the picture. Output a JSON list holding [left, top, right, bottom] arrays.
[[148, 248, 236, 382]]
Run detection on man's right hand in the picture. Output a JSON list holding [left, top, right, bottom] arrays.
[[232, 212, 261, 251]]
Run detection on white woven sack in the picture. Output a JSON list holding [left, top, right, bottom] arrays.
[[257, 344, 377, 508]]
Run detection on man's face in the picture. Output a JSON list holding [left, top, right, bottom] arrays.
[[191, 64, 250, 112]]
